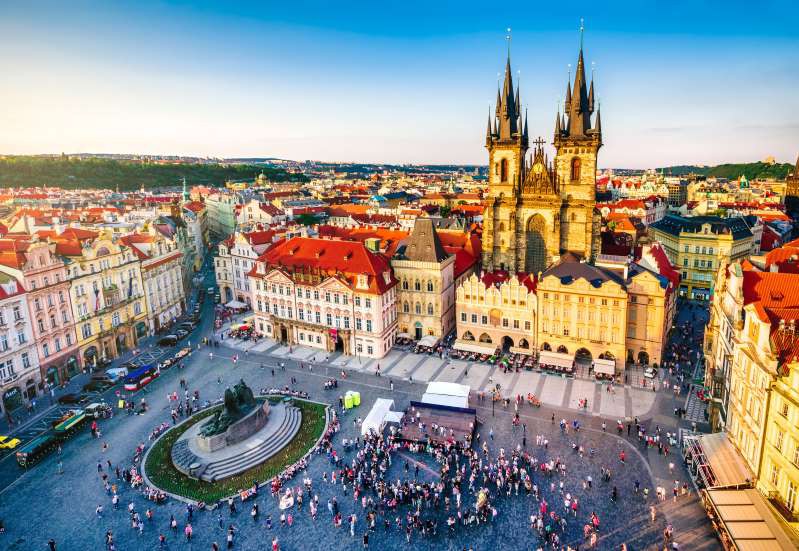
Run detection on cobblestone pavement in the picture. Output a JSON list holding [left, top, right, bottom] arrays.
[[0, 299, 719, 551]]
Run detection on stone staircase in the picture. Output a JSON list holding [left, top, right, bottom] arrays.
[[171, 405, 302, 482]]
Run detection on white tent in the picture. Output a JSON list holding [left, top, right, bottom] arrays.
[[225, 299, 248, 309], [418, 335, 439, 348], [361, 398, 396, 436], [593, 358, 616, 375], [422, 381, 470, 409], [452, 340, 498, 354], [538, 350, 574, 369]]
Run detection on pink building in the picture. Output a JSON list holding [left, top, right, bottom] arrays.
[[0, 239, 80, 385]]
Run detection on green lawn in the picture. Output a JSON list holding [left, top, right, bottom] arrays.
[[144, 399, 327, 503]]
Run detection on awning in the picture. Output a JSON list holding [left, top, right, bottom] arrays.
[[509, 346, 534, 356], [397, 333, 411, 339], [702, 488, 799, 550], [538, 351, 574, 369], [452, 340, 498, 354], [225, 300, 248, 309], [418, 335, 439, 348], [593, 358, 616, 375], [684, 432, 752, 488]]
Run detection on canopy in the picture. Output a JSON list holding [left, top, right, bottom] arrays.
[[452, 340, 498, 354], [422, 382, 470, 409], [593, 358, 616, 375], [538, 350, 574, 369], [397, 333, 412, 339], [418, 335, 439, 348], [702, 488, 799, 550], [225, 299, 248, 309], [509, 346, 534, 356], [361, 398, 395, 436], [684, 432, 752, 488]]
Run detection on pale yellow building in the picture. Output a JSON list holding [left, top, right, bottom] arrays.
[[454, 271, 537, 355], [392, 219, 456, 340], [59, 231, 148, 365], [705, 260, 799, 533], [649, 214, 755, 300]]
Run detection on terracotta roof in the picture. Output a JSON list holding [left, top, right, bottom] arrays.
[[183, 201, 205, 213], [480, 270, 536, 293], [397, 219, 449, 263], [253, 237, 396, 295], [60, 227, 99, 241]]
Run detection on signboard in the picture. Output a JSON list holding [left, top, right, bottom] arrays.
[[329, 328, 338, 341]]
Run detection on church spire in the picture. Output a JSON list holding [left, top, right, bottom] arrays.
[[593, 105, 602, 140], [562, 20, 593, 138], [588, 79, 595, 114], [496, 51, 519, 140], [486, 108, 493, 145], [555, 108, 562, 136]]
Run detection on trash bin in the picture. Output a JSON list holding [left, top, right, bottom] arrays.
[[344, 394, 353, 410]]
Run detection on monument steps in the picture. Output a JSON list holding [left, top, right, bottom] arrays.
[[203, 405, 302, 481]]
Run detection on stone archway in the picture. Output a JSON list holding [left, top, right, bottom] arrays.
[[524, 215, 547, 274], [557, 345, 569, 354], [638, 351, 650, 365]]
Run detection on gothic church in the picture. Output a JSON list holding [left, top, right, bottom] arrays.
[[481, 41, 603, 275]]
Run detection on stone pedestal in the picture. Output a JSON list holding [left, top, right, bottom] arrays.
[[196, 402, 270, 453]]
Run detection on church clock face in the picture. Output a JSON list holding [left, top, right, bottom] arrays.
[[532, 162, 544, 175]]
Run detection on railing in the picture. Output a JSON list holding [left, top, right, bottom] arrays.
[[767, 491, 798, 522]]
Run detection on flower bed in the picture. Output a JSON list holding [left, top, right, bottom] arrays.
[[144, 398, 327, 503]]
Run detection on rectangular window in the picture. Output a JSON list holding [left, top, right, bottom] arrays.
[[365, 298, 371, 308], [16, 331, 25, 345], [298, 309, 304, 321], [563, 327, 570, 336], [21, 352, 30, 369], [524, 321, 531, 331], [461, 312, 466, 322], [326, 313, 332, 326], [0, 334, 7, 352], [344, 317, 350, 329], [471, 314, 477, 323], [367, 345, 373, 355], [82, 324, 92, 339], [502, 318, 509, 328], [315, 312, 321, 324], [366, 320, 373, 332], [513, 319, 519, 329], [55, 338, 62, 352], [112, 312, 120, 327], [356, 318, 362, 331], [42, 343, 50, 357]]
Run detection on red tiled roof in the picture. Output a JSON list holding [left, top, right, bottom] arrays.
[[183, 201, 205, 213], [253, 237, 397, 295], [60, 227, 99, 241], [480, 270, 536, 293]]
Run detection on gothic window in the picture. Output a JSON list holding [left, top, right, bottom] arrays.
[[403, 302, 409, 313], [426, 280, 433, 292], [500, 159, 508, 182], [570, 158, 581, 181], [524, 215, 547, 275], [415, 302, 421, 314], [402, 279, 408, 290], [414, 280, 421, 291], [427, 303, 434, 315]]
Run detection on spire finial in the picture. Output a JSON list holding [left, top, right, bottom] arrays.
[[579, 18, 584, 50], [506, 27, 512, 60]]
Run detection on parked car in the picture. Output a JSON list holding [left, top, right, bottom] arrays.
[[57, 393, 89, 405], [0, 435, 21, 449], [178, 322, 195, 331], [175, 329, 189, 339], [83, 378, 115, 392], [158, 335, 178, 347]]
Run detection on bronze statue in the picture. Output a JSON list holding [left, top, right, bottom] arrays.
[[199, 379, 257, 437]]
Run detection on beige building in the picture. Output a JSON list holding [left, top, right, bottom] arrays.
[[392, 219, 455, 341], [649, 214, 755, 300], [455, 271, 537, 356], [704, 257, 799, 534]]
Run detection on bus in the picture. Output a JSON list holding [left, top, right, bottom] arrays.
[[123, 365, 160, 392]]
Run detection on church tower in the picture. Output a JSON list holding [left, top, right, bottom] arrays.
[[553, 36, 602, 260], [482, 54, 528, 272]]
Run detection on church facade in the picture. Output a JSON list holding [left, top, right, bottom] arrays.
[[481, 45, 603, 275]]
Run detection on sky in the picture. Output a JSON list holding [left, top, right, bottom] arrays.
[[1, 0, 798, 168]]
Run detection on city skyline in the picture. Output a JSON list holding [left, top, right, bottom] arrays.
[[1, 1, 798, 168]]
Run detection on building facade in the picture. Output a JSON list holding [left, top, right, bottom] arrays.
[[215, 237, 234, 304], [205, 192, 238, 239], [786, 155, 799, 214], [455, 271, 537, 355], [0, 239, 80, 384], [704, 257, 799, 530], [482, 43, 601, 275], [63, 234, 148, 365], [0, 279, 41, 418], [649, 214, 755, 300], [248, 237, 398, 359], [392, 219, 456, 340]]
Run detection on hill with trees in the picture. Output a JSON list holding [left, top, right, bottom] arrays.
[[0, 156, 306, 191], [658, 161, 794, 180]]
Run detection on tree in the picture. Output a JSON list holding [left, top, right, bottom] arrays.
[[295, 213, 320, 226]]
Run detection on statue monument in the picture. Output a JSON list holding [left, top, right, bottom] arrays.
[[194, 379, 271, 452], [200, 379, 258, 437]]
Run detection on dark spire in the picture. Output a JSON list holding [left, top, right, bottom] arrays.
[[564, 79, 572, 112], [566, 46, 591, 136], [555, 108, 561, 135], [588, 79, 595, 114], [523, 109, 529, 142], [496, 52, 519, 140], [404, 218, 450, 263], [594, 104, 602, 138], [495, 88, 501, 116], [486, 108, 493, 144]]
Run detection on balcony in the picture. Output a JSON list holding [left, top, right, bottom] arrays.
[[767, 491, 798, 523]]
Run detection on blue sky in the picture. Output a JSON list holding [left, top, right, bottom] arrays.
[[1, 0, 797, 167]]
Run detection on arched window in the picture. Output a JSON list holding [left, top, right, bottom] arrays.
[[427, 303, 434, 315], [426, 280, 433, 292], [500, 158, 508, 182], [402, 279, 409, 290], [462, 331, 475, 341], [570, 158, 581, 181], [415, 302, 421, 314], [414, 280, 421, 291], [403, 302, 409, 313], [570, 212, 576, 222]]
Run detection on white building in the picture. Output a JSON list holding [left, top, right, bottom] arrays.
[[0, 278, 41, 417], [248, 237, 398, 359]]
